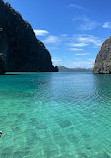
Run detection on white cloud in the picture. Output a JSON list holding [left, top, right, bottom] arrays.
[[52, 57, 62, 65], [77, 35, 102, 47], [69, 48, 83, 51], [68, 35, 102, 51], [61, 34, 68, 37], [63, 58, 94, 68], [87, 59, 95, 62], [43, 36, 60, 44], [81, 21, 97, 31], [75, 53, 89, 56], [69, 4, 84, 10], [73, 15, 99, 31], [34, 29, 49, 36], [102, 22, 111, 29], [72, 61, 94, 68], [70, 43, 89, 47]]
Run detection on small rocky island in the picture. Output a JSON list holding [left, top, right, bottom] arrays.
[[94, 36, 111, 74], [0, 0, 58, 74]]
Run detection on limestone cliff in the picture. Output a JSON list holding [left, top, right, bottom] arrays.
[[0, 0, 58, 74], [93, 36, 111, 74]]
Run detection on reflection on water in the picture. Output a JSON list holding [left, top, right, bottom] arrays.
[[0, 72, 111, 157]]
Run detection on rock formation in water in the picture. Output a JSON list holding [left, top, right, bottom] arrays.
[[0, 0, 58, 74], [93, 36, 111, 74]]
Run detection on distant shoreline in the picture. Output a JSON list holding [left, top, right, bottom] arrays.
[[58, 66, 92, 72]]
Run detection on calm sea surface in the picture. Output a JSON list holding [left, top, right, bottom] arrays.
[[0, 72, 111, 158]]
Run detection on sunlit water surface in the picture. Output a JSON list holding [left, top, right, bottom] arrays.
[[0, 72, 111, 158]]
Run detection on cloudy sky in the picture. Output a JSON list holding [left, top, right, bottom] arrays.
[[4, 0, 111, 68]]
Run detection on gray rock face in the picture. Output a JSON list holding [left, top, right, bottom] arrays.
[[0, 0, 58, 74], [93, 36, 111, 74]]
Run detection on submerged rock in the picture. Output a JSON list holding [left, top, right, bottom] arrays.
[[94, 36, 111, 74], [0, 0, 58, 74]]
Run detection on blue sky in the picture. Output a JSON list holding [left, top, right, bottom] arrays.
[[4, 0, 111, 68]]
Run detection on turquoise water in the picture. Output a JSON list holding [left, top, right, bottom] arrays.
[[0, 72, 111, 157]]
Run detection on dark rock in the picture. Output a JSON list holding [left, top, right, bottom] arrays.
[[94, 36, 111, 74], [0, 0, 58, 74], [0, 53, 6, 74]]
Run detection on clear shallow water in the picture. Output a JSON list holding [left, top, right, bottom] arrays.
[[0, 72, 111, 157]]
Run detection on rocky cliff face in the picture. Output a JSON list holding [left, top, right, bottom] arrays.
[[0, 0, 58, 74], [93, 36, 111, 74]]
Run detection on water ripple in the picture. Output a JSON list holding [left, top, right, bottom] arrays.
[[0, 72, 111, 157]]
